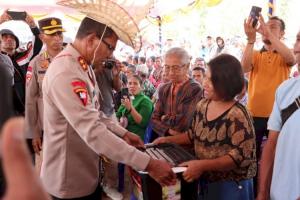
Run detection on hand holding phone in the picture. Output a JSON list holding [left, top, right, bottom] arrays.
[[121, 88, 130, 99], [6, 11, 27, 21], [249, 6, 262, 28]]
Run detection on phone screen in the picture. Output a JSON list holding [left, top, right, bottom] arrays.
[[121, 88, 129, 99], [250, 6, 262, 27], [7, 11, 27, 21]]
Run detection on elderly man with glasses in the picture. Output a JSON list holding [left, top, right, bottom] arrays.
[[151, 47, 203, 138]]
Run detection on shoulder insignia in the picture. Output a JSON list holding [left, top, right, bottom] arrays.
[[72, 81, 88, 106], [72, 81, 86, 88], [26, 66, 33, 84], [78, 56, 88, 71]]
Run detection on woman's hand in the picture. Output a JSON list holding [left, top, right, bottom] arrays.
[[179, 160, 206, 182], [153, 137, 170, 145], [121, 96, 132, 111]]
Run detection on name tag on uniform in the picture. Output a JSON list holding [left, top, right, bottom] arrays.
[[38, 70, 46, 74]]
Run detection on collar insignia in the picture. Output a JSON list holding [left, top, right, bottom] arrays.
[[78, 56, 88, 71]]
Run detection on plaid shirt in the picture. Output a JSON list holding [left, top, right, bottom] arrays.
[[151, 78, 203, 136]]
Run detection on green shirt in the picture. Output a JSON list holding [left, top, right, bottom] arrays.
[[116, 92, 153, 140]]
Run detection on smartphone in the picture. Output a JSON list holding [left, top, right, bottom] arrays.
[[7, 11, 27, 21], [121, 88, 129, 99], [249, 6, 262, 27]]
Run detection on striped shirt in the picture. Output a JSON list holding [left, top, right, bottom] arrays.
[[151, 78, 203, 136]]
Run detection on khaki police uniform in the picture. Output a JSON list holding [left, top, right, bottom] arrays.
[[25, 17, 66, 139], [25, 50, 53, 139], [41, 44, 150, 198]]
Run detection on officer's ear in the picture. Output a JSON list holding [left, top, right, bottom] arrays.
[[39, 33, 45, 43], [85, 32, 98, 48]]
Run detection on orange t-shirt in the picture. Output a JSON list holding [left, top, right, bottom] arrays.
[[247, 49, 290, 117]]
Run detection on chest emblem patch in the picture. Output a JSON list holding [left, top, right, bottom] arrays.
[[26, 66, 33, 84]]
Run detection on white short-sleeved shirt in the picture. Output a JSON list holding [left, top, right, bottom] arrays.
[[268, 76, 300, 200]]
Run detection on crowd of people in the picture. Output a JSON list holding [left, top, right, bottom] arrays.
[[0, 3, 299, 200]]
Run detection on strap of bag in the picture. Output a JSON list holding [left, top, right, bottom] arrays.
[[281, 96, 300, 127]]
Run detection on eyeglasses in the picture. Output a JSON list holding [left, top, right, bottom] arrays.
[[102, 39, 115, 51], [163, 64, 186, 72]]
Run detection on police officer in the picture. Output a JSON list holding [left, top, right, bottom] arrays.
[[25, 17, 65, 160], [41, 17, 176, 200]]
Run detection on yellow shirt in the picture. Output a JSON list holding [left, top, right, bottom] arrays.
[[247, 48, 290, 117]]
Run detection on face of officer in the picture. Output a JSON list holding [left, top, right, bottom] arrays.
[[73, 18, 119, 66], [87, 32, 118, 66], [40, 31, 64, 52], [0, 34, 16, 53]]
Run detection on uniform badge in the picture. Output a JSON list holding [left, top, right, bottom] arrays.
[[72, 81, 88, 106], [51, 19, 58, 26], [40, 59, 49, 69], [26, 66, 33, 84], [41, 52, 50, 69], [78, 56, 88, 71]]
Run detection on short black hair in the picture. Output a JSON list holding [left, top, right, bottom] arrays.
[[133, 56, 139, 63], [150, 56, 155, 62], [139, 56, 146, 64], [192, 67, 205, 74], [208, 54, 244, 101], [270, 16, 285, 31], [122, 61, 129, 67], [76, 17, 116, 39], [216, 36, 224, 43]]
